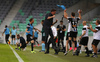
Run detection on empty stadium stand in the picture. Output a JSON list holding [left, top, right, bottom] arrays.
[[10, 0, 80, 33], [0, 0, 16, 24]]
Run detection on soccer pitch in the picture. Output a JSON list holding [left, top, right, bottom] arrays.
[[0, 44, 100, 62]]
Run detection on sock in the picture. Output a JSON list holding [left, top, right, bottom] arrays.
[[31, 43, 34, 51], [94, 53, 97, 55], [77, 46, 81, 51], [85, 47, 89, 55], [42, 43, 45, 51], [75, 41, 77, 48], [14, 40, 16, 44], [69, 40, 72, 47], [11, 40, 13, 44]]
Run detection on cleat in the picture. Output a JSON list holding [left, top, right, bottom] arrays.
[[85, 55, 90, 57], [91, 55, 98, 58], [64, 52, 68, 56], [31, 51, 36, 53]]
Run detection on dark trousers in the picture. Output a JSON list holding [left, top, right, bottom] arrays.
[[43, 26, 55, 48], [47, 37, 58, 53], [58, 35, 64, 49]]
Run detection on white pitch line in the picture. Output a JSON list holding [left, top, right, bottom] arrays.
[[9, 45, 24, 62]]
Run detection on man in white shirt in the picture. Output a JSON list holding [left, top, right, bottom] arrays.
[[45, 25, 58, 55], [75, 21, 90, 57], [89, 20, 100, 58]]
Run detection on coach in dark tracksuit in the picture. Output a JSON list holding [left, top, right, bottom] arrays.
[[57, 21, 66, 50], [43, 9, 58, 54]]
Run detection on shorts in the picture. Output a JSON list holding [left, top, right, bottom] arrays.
[[11, 35, 15, 38], [70, 31, 77, 38], [80, 37, 89, 46], [26, 34, 34, 42], [34, 37, 37, 41], [20, 43, 26, 48], [66, 32, 71, 40], [5, 34, 9, 40], [42, 36, 45, 41], [92, 39, 100, 46]]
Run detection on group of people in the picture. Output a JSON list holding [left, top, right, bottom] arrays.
[[2, 8, 100, 58]]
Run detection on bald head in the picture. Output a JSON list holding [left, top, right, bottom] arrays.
[[83, 21, 86, 25]]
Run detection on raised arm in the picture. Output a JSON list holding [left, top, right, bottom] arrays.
[[64, 9, 68, 19], [89, 24, 98, 32], [78, 10, 82, 19]]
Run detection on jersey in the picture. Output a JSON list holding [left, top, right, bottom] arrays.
[[93, 25, 100, 40], [82, 25, 88, 37], [67, 17, 80, 32], [11, 29, 17, 35], [57, 25, 66, 36], [41, 27, 45, 37], [26, 23, 34, 35], [5, 27, 10, 35]]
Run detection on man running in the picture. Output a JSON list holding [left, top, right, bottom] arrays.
[[26, 18, 36, 53], [2, 25, 10, 44]]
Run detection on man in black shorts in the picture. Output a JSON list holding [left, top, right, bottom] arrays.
[[2, 25, 10, 44], [89, 20, 100, 58], [57, 21, 66, 50], [64, 8, 82, 55], [16, 34, 26, 51], [11, 27, 17, 45], [26, 18, 36, 53], [75, 21, 90, 57]]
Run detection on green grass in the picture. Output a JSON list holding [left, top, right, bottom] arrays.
[[0, 44, 18, 62], [0, 44, 100, 62]]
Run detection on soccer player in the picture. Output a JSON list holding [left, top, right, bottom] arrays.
[[2, 25, 10, 44], [57, 21, 66, 50], [89, 20, 100, 58], [26, 18, 36, 53], [46, 25, 58, 54], [11, 26, 17, 45], [43, 9, 58, 54], [75, 21, 90, 57], [39, 20, 46, 52], [34, 29, 39, 46], [64, 9, 82, 55], [16, 34, 26, 51]]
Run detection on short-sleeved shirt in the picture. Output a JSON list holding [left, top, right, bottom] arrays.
[[67, 17, 80, 32], [20, 37, 26, 44], [43, 13, 53, 27], [93, 25, 100, 40], [41, 27, 45, 37], [11, 29, 17, 35], [57, 25, 66, 36], [26, 23, 34, 35], [82, 25, 88, 37], [5, 28, 10, 35]]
